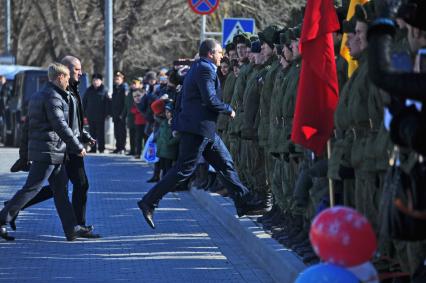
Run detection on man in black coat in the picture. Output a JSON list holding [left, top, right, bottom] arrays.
[[8, 56, 100, 238], [111, 71, 128, 154], [0, 63, 93, 241], [83, 74, 108, 153]]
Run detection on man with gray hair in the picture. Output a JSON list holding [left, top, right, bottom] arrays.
[[0, 63, 92, 241]]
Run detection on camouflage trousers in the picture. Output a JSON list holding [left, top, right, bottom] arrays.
[[354, 170, 382, 232], [270, 156, 298, 212], [240, 139, 268, 195]]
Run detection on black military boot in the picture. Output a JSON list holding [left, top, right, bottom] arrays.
[[277, 214, 304, 245]]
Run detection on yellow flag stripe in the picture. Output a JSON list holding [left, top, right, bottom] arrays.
[[340, 0, 369, 78]]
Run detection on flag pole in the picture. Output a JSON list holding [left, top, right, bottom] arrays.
[[327, 140, 335, 207]]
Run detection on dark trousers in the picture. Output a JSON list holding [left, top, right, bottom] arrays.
[[159, 157, 174, 178], [0, 162, 76, 235], [135, 124, 147, 156], [129, 127, 136, 154], [143, 132, 249, 206], [88, 119, 105, 151], [113, 117, 126, 151], [23, 154, 89, 226]]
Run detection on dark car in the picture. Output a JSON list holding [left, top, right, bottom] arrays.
[[2, 70, 48, 146]]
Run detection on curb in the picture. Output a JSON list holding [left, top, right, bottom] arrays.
[[190, 188, 306, 283]]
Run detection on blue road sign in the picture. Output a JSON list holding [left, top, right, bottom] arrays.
[[188, 0, 220, 15], [222, 18, 255, 47]]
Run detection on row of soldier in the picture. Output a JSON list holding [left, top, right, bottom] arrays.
[[212, 0, 425, 279]]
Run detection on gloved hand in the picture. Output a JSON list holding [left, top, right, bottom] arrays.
[[10, 158, 31, 172], [375, 0, 402, 18]]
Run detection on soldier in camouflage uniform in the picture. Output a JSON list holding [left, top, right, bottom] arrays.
[[239, 41, 269, 202], [256, 25, 282, 200], [258, 30, 292, 225], [227, 32, 253, 180], [271, 27, 304, 242]]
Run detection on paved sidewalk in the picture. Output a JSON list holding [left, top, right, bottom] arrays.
[[0, 148, 272, 283]]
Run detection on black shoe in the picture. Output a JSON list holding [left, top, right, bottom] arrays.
[[146, 177, 159, 183], [89, 148, 97, 153], [0, 226, 15, 241], [10, 158, 31, 172], [112, 149, 124, 154], [80, 225, 94, 233], [3, 201, 18, 231], [99, 150, 104, 153], [126, 152, 135, 156], [137, 200, 155, 229], [66, 226, 101, 241]]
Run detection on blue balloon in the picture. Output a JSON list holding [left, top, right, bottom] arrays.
[[295, 263, 360, 283]]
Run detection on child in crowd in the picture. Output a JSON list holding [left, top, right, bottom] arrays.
[[152, 100, 179, 178], [131, 89, 147, 159]]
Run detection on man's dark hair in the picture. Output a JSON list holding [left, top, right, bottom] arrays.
[[199, 38, 220, 57]]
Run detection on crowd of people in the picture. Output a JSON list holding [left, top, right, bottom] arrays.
[[129, 0, 422, 281], [1, 0, 425, 281]]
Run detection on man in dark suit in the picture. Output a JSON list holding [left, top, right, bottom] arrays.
[[0, 63, 94, 241], [137, 38, 258, 229]]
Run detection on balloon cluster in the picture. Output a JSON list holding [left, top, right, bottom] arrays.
[[295, 206, 380, 283]]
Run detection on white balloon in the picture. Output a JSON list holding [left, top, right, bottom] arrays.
[[347, 261, 379, 283]]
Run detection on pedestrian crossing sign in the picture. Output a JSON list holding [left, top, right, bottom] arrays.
[[222, 18, 255, 47]]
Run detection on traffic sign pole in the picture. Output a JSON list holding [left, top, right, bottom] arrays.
[[188, 0, 221, 43]]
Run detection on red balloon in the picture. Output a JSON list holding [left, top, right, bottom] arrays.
[[309, 206, 377, 267]]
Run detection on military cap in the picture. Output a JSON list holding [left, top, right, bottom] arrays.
[[282, 29, 293, 46], [114, 71, 124, 78], [354, 1, 375, 24], [342, 16, 356, 33], [233, 32, 251, 46], [258, 25, 281, 49], [250, 40, 262, 53], [279, 29, 288, 45], [225, 42, 236, 53], [401, 0, 426, 31]]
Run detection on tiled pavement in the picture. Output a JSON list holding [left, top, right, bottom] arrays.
[[0, 148, 273, 282]]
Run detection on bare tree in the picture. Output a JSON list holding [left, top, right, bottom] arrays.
[[0, 0, 305, 76]]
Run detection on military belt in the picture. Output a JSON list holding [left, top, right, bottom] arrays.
[[282, 116, 293, 126], [350, 127, 370, 140]]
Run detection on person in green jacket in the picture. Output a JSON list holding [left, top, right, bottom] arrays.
[[156, 102, 180, 178]]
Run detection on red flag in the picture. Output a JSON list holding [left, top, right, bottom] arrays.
[[291, 0, 340, 156]]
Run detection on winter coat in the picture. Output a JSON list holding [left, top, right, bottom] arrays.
[[82, 84, 108, 123], [156, 118, 180, 160], [27, 82, 83, 164]]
